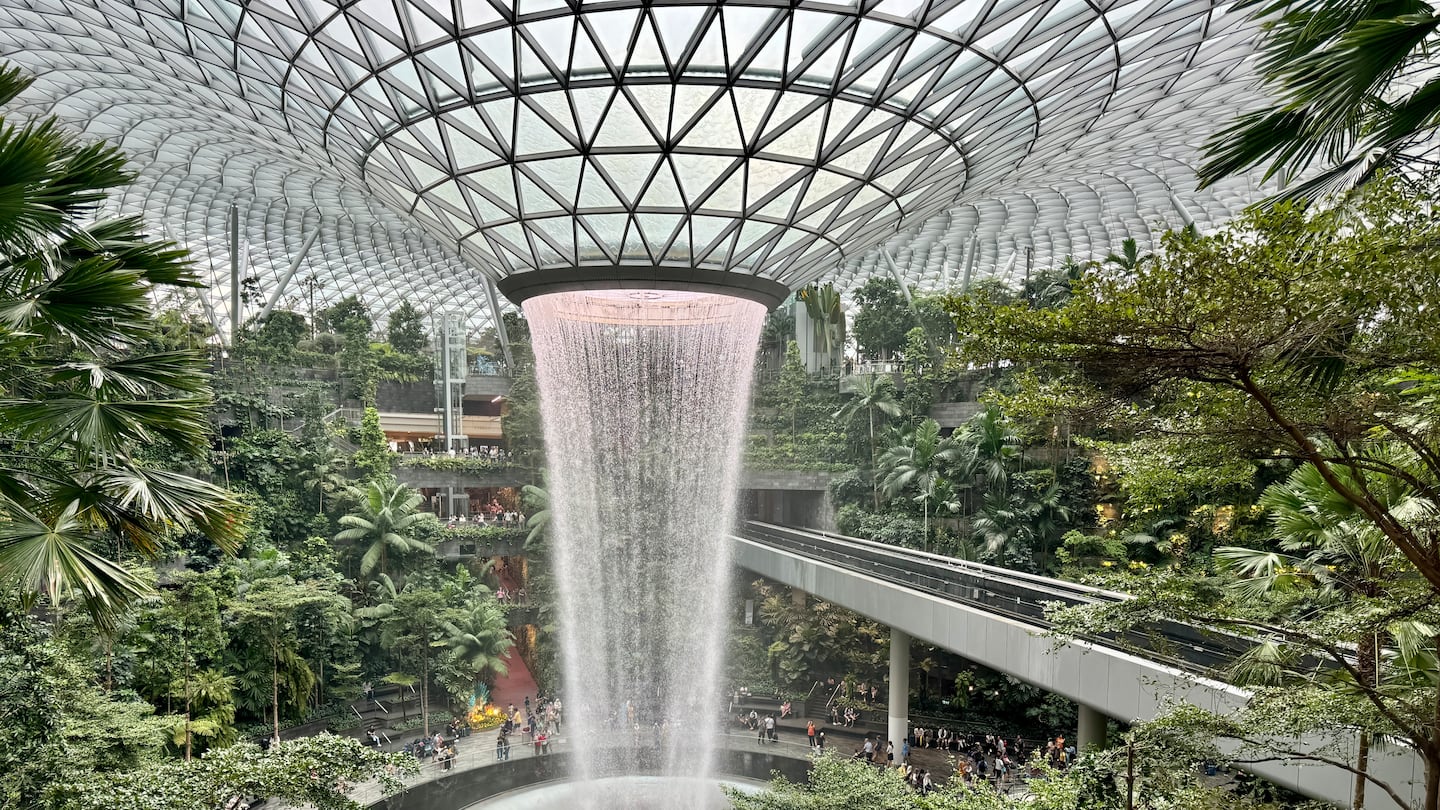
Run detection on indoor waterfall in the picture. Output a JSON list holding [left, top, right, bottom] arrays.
[[524, 289, 766, 809]]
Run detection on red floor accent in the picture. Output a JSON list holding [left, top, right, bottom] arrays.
[[489, 646, 539, 710]]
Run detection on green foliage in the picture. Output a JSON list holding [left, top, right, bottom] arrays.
[[851, 277, 916, 359], [796, 283, 845, 357], [0, 604, 173, 810], [0, 62, 245, 628], [1199, 1, 1440, 204], [352, 406, 392, 479], [334, 476, 435, 579], [948, 179, 1440, 591], [397, 453, 509, 473], [52, 735, 417, 810], [385, 301, 427, 356], [239, 311, 307, 364]]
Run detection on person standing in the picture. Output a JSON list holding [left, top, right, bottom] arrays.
[[806, 720, 816, 748], [885, 740, 894, 767], [816, 729, 826, 751], [764, 713, 777, 743]]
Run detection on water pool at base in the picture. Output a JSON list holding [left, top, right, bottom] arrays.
[[463, 775, 768, 810]]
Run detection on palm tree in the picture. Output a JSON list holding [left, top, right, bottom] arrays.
[[1217, 456, 1426, 810], [960, 405, 1024, 499], [334, 476, 434, 579], [520, 482, 549, 551], [0, 63, 244, 629], [301, 445, 349, 514], [439, 597, 513, 705], [1102, 238, 1151, 275], [1199, 1, 1440, 203], [833, 375, 902, 508], [878, 419, 968, 550]]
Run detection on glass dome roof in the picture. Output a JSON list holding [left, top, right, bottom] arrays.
[[0, 0, 1275, 331]]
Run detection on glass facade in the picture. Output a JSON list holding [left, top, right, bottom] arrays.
[[0, 0, 1275, 328]]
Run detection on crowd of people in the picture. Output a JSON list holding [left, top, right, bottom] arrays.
[[494, 694, 562, 762]]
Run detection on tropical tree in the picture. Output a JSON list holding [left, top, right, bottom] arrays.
[[521, 482, 549, 550], [833, 375, 902, 507], [378, 585, 447, 736], [1216, 456, 1427, 809], [300, 445, 349, 514], [959, 406, 1024, 499], [1199, 0, 1440, 203], [437, 596, 512, 705], [334, 476, 434, 579], [386, 301, 427, 356], [878, 419, 969, 549], [0, 63, 244, 629], [946, 182, 1440, 595], [1101, 237, 1150, 274]]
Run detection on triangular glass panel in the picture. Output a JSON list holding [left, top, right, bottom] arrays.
[[731, 87, 776, 143], [445, 124, 500, 171], [403, 2, 449, 46], [517, 36, 560, 86], [670, 85, 715, 138], [528, 217, 575, 263], [637, 213, 683, 258], [684, 13, 726, 73], [593, 154, 659, 206], [746, 159, 801, 206], [653, 6, 707, 65], [627, 85, 675, 139], [571, 27, 609, 78], [573, 222, 612, 263], [689, 215, 736, 260], [569, 86, 614, 144], [591, 8, 642, 69], [741, 15, 788, 77], [628, 15, 666, 71], [638, 161, 685, 210], [593, 92, 657, 149], [525, 156, 584, 207], [702, 166, 745, 212], [723, 6, 776, 63], [755, 182, 803, 220], [515, 101, 575, 155], [577, 159, 628, 211], [670, 154, 730, 205], [468, 165, 518, 211], [762, 108, 823, 160], [620, 217, 651, 260], [480, 97, 517, 151], [680, 97, 741, 150]]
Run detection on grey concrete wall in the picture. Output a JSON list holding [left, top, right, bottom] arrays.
[[733, 536, 1424, 809], [377, 381, 436, 414], [929, 401, 982, 428]]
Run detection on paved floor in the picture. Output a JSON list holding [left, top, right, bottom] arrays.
[[489, 646, 540, 712]]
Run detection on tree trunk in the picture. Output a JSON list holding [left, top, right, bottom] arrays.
[[184, 633, 193, 762], [272, 644, 282, 746], [870, 411, 879, 510], [421, 654, 430, 737]]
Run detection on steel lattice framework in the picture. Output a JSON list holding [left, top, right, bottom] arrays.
[[0, 0, 1274, 332]]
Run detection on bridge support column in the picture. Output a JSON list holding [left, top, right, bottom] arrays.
[[1077, 704, 1107, 751], [888, 627, 909, 765]]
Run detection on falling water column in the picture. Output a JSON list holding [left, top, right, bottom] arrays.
[[524, 290, 765, 809]]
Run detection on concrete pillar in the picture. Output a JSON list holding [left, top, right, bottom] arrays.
[[1077, 704, 1107, 751], [888, 627, 910, 765]]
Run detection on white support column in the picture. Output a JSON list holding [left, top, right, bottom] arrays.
[[888, 627, 910, 765], [1077, 703, 1108, 751]]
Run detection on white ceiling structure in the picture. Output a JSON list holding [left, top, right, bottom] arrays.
[[0, 0, 1275, 334]]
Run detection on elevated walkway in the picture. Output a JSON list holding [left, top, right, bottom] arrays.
[[734, 522, 1423, 808]]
